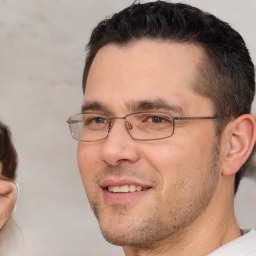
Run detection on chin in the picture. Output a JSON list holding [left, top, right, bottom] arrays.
[[98, 219, 136, 246], [98, 218, 174, 247], [101, 229, 145, 247]]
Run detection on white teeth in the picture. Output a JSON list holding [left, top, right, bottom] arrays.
[[107, 185, 145, 193], [112, 186, 121, 193], [129, 185, 136, 192], [120, 185, 128, 192], [136, 186, 142, 191]]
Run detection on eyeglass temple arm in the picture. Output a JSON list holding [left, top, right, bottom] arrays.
[[174, 116, 223, 121]]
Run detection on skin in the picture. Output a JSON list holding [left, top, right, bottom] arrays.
[[0, 162, 18, 229], [78, 40, 255, 256]]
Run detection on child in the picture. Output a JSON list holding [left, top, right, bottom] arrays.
[[0, 121, 19, 255]]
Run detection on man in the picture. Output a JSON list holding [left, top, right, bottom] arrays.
[[67, 1, 256, 255]]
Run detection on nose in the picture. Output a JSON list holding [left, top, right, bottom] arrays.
[[100, 119, 140, 166]]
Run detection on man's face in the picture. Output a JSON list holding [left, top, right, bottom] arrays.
[[78, 40, 221, 247]]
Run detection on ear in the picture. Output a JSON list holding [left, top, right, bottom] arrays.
[[221, 114, 256, 176], [0, 178, 18, 229]]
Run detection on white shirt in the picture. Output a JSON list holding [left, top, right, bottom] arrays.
[[207, 230, 256, 256]]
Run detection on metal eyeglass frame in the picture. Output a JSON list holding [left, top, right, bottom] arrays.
[[67, 111, 224, 142]]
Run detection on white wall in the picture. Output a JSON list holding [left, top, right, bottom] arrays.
[[0, 1, 255, 255]]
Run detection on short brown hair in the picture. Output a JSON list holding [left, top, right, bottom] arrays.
[[82, 1, 255, 192]]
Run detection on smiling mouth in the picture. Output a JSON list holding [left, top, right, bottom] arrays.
[[107, 185, 149, 193]]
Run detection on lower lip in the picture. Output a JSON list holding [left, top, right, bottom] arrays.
[[102, 189, 151, 204]]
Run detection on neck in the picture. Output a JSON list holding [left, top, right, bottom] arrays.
[[123, 183, 241, 256]]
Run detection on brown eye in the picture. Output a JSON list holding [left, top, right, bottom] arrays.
[[150, 116, 166, 123], [87, 116, 107, 124]]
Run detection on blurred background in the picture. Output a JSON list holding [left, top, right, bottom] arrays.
[[0, 0, 255, 255]]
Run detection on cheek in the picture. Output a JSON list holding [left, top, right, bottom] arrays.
[[142, 141, 191, 173], [141, 139, 211, 189], [77, 143, 99, 187]]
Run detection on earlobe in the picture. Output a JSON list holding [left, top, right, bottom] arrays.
[[221, 114, 256, 176]]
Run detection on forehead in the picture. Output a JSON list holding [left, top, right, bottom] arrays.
[[84, 40, 210, 114]]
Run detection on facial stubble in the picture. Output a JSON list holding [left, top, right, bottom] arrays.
[[86, 141, 221, 248]]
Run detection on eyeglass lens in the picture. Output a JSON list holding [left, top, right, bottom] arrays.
[[68, 112, 175, 141]]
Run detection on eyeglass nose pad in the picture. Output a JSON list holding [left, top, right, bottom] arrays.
[[126, 121, 133, 130], [108, 122, 112, 133]]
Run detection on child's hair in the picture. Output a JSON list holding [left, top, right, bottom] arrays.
[[0, 121, 18, 179]]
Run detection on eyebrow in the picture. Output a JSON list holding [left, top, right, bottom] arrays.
[[81, 101, 108, 113], [126, 99, 184, 115], [81, 99, 184, 115]]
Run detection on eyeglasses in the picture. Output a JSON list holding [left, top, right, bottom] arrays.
[[67, 111, 223, 142]]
